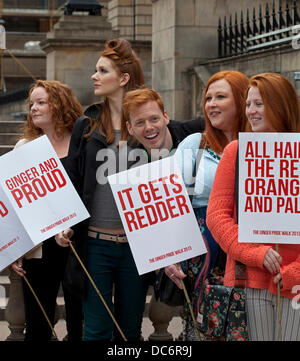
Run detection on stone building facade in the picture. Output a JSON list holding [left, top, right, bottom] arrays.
[[1, 0, 300, 118], [1, 0, 153, 108], [1, 0, 300, 342], [151, 0, 300, 120]]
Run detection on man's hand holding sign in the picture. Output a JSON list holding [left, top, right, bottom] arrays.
[[55, 228, 74, 247]]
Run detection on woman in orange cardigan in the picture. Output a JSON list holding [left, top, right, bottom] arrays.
[[206, 73, 300, 341]]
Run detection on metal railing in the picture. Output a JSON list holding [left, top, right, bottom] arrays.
[[218, 0, 300, 57]]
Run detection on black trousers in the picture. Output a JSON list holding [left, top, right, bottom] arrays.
[[22, 238, 83, 341]]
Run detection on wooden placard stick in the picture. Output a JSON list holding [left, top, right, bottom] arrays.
[[275, 243, 283, 341], [23, 275, 58, 340], [175, 264, 201, 341], [69, 242, 127, 341]]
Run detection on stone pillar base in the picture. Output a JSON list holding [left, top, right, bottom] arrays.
[[148, 296, 174, 341]]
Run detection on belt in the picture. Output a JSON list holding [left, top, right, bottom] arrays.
[[88, 230, 128, 243]]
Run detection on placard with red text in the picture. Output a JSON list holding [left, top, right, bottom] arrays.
[[0, 186, 34, 271], [239, 132, 300, 244], [108, 156, 207, 275], [0, 135, 90, 249]]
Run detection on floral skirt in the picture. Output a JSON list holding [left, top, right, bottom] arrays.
[[181, 206, 222, 341]]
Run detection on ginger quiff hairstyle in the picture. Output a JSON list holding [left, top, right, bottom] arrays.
[[202, 70, 249, 154], [248, 72, 300, 132], [123, 88, 165, 124], [23, 80, 83, 140], [86, 38, 145, 143]]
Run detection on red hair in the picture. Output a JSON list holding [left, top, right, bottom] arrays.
[[86, 38, 145, 143], [202, 70, 249, 154], [122, 88, 164, 123], [248, 73, 300, 132], [23, 80, 83, 140]]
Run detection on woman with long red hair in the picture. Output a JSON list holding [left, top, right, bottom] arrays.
[[55, 38, 149, 341], [12, 80, 83, 341], [207, 72, 300, 340], [165, 70, 249, 340]]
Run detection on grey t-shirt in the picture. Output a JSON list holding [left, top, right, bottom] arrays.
[[89, 130, 132, 229]]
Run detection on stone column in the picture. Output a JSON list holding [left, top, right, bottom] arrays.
[[5, 270, 25, 341], [99, 0, 110, 18], [148, 294, 174, 341], [108, 0, 134, 40], [151, 0, 220, 120], [108, 0, 152, 41], [134, 0, 152, 41]]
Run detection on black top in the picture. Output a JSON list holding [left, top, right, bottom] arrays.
[[84, 103, 205, 150]]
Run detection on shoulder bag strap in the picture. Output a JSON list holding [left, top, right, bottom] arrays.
[[188, 139, 205, 205]]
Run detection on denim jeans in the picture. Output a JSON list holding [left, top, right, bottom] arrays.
[[83, 237, 149, 341]]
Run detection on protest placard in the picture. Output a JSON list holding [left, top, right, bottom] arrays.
[[0, 135, 90, 271], [108, 155, 207, 275], [238, 132, 300, 244], [0, 186, 34, 270]]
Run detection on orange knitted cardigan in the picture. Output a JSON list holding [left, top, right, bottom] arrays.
[[206, 140, 300, 299]]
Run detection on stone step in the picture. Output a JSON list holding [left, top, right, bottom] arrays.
[[6, 32, 45, 50], [0, 269, 9, 276], [0, 133, 20, 145], [0, 100, 27, 119], [0, 121, 24, 133], [0, 145, 14, 156], [0, 276, 10, 297], [0, 120, 24, 154]]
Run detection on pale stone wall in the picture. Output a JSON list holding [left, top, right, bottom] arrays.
[[134, 0, 152, 41], [3, 0, 298, 119], [108, 0, 134, 39], [40, 15, 119, 106], [130, 40, 152, 87], [108, 0, 152, 41], [151, 0, 298, 120], [191, 44, 300, 118], [152, 0, 209, 120], [40, 14, 152, 107], [100, 0, 110, 18], [152, 0, 243, 120], [3, 52, 45, 79]]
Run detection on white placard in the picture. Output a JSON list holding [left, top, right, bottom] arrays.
[[0, 186, 34, 270], [239, 132, 300, 244], [0, 136, 90, 271], [108, 155, 207, 275]]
